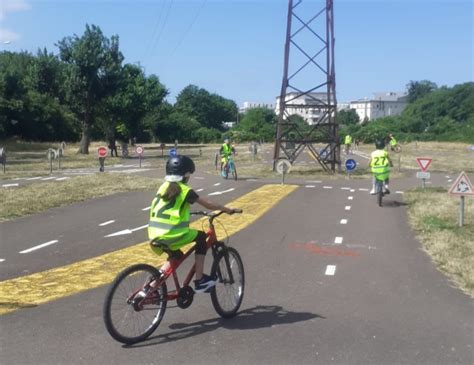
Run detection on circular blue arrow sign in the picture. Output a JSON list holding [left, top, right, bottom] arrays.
[[345, 158, 357, 171], [169, 148, 177, 157]]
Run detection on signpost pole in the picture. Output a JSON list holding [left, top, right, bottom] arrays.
[[459, 196, 465, 227], [50, 153, 53, 174], [422, 178, 425, 189], [139, 155, 142, 168]]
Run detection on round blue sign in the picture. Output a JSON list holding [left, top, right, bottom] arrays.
[[169, 148, 177, 157], [345, 158, 357, 171]]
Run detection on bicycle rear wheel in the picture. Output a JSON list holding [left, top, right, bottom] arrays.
[[210, 247, 245, 318], [103, 264, 167, 344]]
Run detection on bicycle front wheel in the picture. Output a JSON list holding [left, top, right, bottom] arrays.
[[103, 264, 167, 344], [210, 247, 245, 318]]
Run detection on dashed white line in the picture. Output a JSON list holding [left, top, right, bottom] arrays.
[[99, 220, 115, 226], [334, 236, 343, 244], [0, 258, 5, 262], [2, 183, 19, 188], [26, 177, 43, 181], [305, 185, 316, 188], [447, 179, 452, 183], [340, 187, 351, 190], [196, 188, 204, 192], [41, 176, 57, 181], [306, 180, 322, 183], [323, 186, 333, 189], [208, 188, 235, 196], [340, 219, 348, 225], [142, 206, 151, 211], [213, 183, 221, 186], [350, 189, 355, 192], [395, 191, 404, 194], [55, 177, 70, 181], [359, 188, 369, 192], [348, 196, 353, 200], [20, 240, 59, 254], [130, 224, 148, 232], [345, 206, 351, 211], [325, 265, 336, 276]]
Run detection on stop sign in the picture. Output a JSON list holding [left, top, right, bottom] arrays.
[[98, 146, 107, 158]]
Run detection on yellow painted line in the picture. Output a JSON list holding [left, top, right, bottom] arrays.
[[0, 184, 297, 315]]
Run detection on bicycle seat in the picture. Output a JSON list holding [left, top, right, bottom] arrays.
[[150, 239, 183, 259]]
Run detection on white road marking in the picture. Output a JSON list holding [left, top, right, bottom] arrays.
[[105, 224, 148, 237], [194, 176, 205, 180], [350, 189, 355, 192], [359, 188, 369, 192], [334, 236, 343, 244], [2, 183, 19, 188], [306, 180, 322, 183], [348, 196, 353, 200], [19, 240, 59, 254], [395, 191, 404, 194], [0, 258, 5, 262], [213, 183, 221, 186], [305, 185, 316, 188], [246, 179, 257, 182], [99, 220, 115, 226], [325, 265, 336, 276], [445, 175, 450, 178], [196, 188, 204, 192], [208, 188, 235, 196], [340, 187, 351, 190], [340, 219, 348, 224], [323, 186, 333, 189], [55, 177, 70, 181], [345, 206, 351, 211], [447, 179, 452, 183], [41, 177, 57, 181], [26, 177, 43, 181], [142, 206, 151, 211]]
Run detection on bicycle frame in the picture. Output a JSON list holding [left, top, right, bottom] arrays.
[[145, 211, 232, 303]]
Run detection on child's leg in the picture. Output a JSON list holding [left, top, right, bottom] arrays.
[[193, 231, 208, 280]]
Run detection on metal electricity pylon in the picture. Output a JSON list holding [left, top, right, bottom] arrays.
[[273, 0, 340, 173]]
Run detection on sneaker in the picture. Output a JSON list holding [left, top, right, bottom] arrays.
[[194, 274, 217, 293], [369, 188, 376, 195], [384, 188, 390, 195]]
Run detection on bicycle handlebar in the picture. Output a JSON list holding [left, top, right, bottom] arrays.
[[191, 209, 243, 218]]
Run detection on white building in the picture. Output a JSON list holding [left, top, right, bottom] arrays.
[[239, 101, 275, 114], [349, 92, 408, 122], [274, 92, 331, 125]]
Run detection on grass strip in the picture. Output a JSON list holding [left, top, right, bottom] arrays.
[[404, 187, 474, 296], [0, 174, 159, 221]]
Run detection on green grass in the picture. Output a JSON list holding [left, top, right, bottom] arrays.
[[404, 187, 474, 296]]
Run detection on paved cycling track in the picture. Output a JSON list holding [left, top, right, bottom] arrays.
[[1, 151, 473, 365]]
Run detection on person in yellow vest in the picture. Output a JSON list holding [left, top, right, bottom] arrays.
[[344, 134, 352, 154], [148, 155, 237, 293], [368, 139, 393, 194], [220, 138, 235, 175]]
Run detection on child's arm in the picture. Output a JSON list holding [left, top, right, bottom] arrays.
[[196, 197, 235, 214]]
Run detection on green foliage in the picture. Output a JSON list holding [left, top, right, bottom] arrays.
[[348, 82, 474, 143], [231, 107, 276, 142], [337, 109, 359, 126], [407, 80, 438, 103]]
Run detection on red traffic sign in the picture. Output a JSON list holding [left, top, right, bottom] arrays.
[[448, 171, 474, 196], [416, 157, 432, 172], [135, 146, 144, 155], [98, 146, 107, 158]]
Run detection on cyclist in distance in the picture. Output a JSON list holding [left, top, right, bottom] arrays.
[[387, 133, 398, 151], [148, 155, 237, 293], [368, 139, 393, 195], [220, 138, 235, 176]]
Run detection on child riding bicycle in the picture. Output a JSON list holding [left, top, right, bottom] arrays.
[[220, 138, 235, 176], [368, 139, 393, 195], [147, 155, 237, 293]]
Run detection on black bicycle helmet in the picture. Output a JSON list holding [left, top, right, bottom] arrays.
[[166, 155, 195, 176], [375, 139, 385, 149]]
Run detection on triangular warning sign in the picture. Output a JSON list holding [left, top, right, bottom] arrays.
[[448, 172, 474, 196], [416, 157, 432, 172]]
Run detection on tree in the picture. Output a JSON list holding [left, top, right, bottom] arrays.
[[232, 107, 276, 142], [406, 80, 438, 103], [57, 24, 124, 153], [337, 109, 359, 125]]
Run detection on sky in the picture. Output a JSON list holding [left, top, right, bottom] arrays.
[[1, 0, 473, 106]]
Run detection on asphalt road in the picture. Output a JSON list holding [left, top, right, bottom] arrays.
[[0, 157, 472, 365]]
